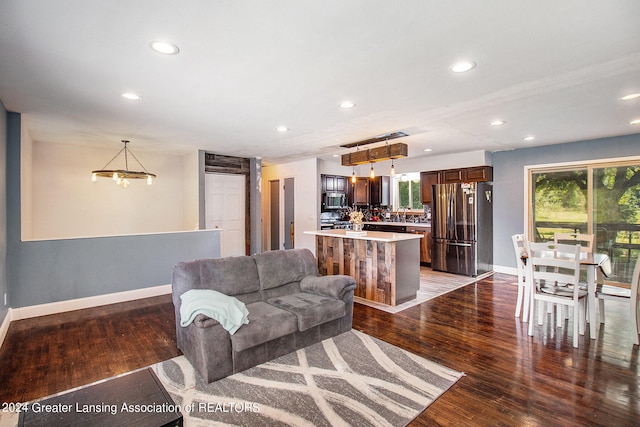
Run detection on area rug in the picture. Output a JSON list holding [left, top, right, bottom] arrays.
[[355, 270, 493, 314], [154, 330, 463, 426]]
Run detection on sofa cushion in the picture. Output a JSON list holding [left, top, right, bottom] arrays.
[[231, 301, 298, 352], [254, 249, 318, 290], [267, 293, 346, 332], [200, 256, 260, 296]]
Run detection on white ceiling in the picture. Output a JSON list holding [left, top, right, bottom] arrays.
[[1, 1, 639, 165]]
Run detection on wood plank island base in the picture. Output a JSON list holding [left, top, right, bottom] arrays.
[[304, 229, 423, 306]]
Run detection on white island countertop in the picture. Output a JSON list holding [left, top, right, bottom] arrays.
[[304, 229, 423, 243]]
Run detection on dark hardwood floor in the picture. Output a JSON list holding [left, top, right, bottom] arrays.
[[1, 273, 638, 426]]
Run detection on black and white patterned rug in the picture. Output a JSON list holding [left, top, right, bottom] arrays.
[[154, 330, 463, 426]]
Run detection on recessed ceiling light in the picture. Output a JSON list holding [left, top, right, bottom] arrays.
[[121, 93, 142, 100], [490, 120, 506, 126], [339, 101, 356, 109], [149, 40, 180, 55], [620, 93, 640, 101], [332, 154, 339, 157], [423, 148, 433, 152], [523, 136, 536, 141], [630, 119, 640, 125], [276, 126, 289, 132], [450, 61, 476, 73]]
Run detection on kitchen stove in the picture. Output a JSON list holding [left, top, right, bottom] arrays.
[[333, 221, 352, 230], [320, 219, 352, 230]]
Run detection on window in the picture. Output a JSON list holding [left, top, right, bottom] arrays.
[[528, 159, 640, 286], [394, 174, 423, 211], [531, 168, 588, 241]]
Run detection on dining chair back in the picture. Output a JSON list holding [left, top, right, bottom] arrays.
[[526, 242, 587, 348], [597, 255, 640, 345], [511, 234, 530, 320], [555, 232, 595, 287], [554, 232, 594, 253]]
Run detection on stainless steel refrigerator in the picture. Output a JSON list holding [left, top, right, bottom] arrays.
[[431, 182, 493, 276]]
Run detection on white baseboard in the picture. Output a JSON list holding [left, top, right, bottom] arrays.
[[0, 308, 12, 351], [493, 265, 517, 276], [10, 284, 172, 322]]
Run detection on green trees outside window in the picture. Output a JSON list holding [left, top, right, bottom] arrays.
[[530, 163, 640, 285], [398, 180, 423, 210]]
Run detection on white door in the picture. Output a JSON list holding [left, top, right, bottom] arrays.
[[205, 173, 246, 257]]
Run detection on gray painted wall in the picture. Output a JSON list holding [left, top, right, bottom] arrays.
[[7, 113, 221, 308], [0, 103, 8, 323], [493, 133, 640, 269], [10, 231, 221, 307]]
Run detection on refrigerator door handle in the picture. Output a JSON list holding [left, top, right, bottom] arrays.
[[447, 242, 472, 247]]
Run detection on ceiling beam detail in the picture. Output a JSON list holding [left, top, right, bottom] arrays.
[[341, 143, 408, 166]]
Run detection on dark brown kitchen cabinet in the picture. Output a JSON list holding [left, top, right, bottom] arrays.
[[465, 166, 493, 182], [345, 177, 354, 206], [369, 176, 390, 206], [420, 230, 431, 265], [321, 174, 348, 192], [441, 169, 465, 183], [353, 177, 369, 205], [430, 166, 493, 184], [420, 171, 441, 204]]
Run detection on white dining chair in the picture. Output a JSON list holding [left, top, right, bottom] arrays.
[[554, 232, 594, 253], [554, 232, 595, 322], [511, 234, 530, 321], [526, 242, 587, 348], [597, 256, 640, 345]]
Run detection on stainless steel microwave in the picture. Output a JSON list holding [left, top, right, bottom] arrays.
[[323, 192, 346, 209]]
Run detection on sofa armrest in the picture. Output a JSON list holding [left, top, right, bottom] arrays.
[[193, 313, 221, 328], [178, 319, 234, 383], [300, 275, 356, 299]]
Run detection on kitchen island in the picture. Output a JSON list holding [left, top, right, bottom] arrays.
[[364, 221, 432, 265], [304, 229, 423, 306]]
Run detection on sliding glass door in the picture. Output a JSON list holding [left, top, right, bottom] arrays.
[[593, 165, 640, 284], [529, 162, 640, 286]]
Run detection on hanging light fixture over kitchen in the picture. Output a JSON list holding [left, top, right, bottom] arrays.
[[341, 132, 408, 167], [369, 163, 375, 179], [351, 166, 356, 183], [390, 159, 395, 176], [91, 140, 156, 188]]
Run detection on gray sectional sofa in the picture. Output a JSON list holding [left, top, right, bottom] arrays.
[[172, 248, 356, 383]]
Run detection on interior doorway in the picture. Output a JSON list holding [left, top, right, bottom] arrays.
[[205, 173, 246, 257], [269, 180, 280, 250], [284, 177, 295, 249]]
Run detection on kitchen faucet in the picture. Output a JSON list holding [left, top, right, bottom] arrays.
[[401, 206, 408, 222]]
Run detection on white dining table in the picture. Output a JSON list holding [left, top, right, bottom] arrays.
[[580, 252, 611, 338]]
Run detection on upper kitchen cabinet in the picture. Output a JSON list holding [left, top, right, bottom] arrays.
[[420, 171, 441, 204], [321, 174, 347, 192], [440, 166, 493, 183], [464, 166, 493, 182], [421, 166, 493, 203], [353, 177, 369, 205], [369, 176, 390, 207]]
